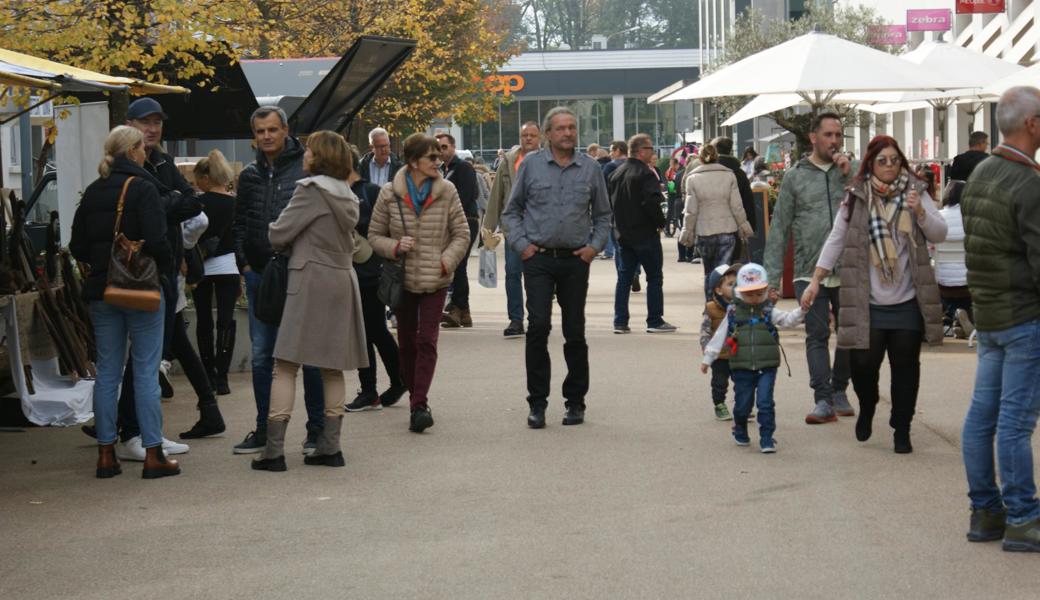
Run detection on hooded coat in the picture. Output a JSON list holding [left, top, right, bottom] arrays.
[[268, 175, 368, 371]]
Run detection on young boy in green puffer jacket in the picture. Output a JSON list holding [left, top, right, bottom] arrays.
[[701, 264, 804, 453]]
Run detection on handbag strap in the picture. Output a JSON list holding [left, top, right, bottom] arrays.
[[392, 193, 409, 267], [112, 176, 136, 236]]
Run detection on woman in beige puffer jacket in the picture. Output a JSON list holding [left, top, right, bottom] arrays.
[[368, 133, 470, 433], [679, 144, 753, 298]]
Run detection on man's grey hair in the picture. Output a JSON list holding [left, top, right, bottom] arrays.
[[250, 105, 288, 130], [542, 106, 576, 133], [996, 86, 1040, 136], [368, 127, 389, 144]]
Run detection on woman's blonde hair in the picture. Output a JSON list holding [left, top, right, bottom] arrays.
[[306, 130, 352, 180], [194, 149, 235, 188], [699, 143, 719, 164], [98, 125, 144, 178]]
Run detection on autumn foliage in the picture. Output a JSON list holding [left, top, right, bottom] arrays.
[[0, 0, 520, 135]]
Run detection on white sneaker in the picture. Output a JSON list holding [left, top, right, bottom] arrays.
[[115, 436, 146, 461], [115, 436, 189, 461], [163, 437, 189, 455]]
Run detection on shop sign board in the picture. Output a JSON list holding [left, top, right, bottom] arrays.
[[956, 0, 1006, 14], [907, 9, 952, 31], [869, 25, 908, 46]]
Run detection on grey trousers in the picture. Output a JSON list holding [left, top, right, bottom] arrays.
[[793, 280, 850, 404]]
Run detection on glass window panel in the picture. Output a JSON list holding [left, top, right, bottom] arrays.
[[598, 99, 614, 146], [625, 98, 639, 140], [519, 100, 539, 129], [481, 104, 501, 154], [500, 100, 520, 150], [576, 99, 599, 150], [637, 98, 655, 138], [462, 123, 479, 152]]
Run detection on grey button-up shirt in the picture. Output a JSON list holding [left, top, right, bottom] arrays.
[[501, 148, 612, 254]]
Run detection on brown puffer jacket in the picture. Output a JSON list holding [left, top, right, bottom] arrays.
[[368, 168, 471, 294]]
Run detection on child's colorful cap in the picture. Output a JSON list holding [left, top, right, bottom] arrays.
[[735, 263, 769, 292]]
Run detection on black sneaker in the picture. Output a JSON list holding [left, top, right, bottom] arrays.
[[345, 390, 382, 412], [503, 320, 525, 338], [379, 382, 407, 407], [409, 407, 434, 433], [233, 430, 266, 454]]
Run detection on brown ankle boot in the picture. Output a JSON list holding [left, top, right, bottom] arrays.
[[460, 308, 473, 327], [142, 446, 181, 479], [96, 444, 122, 479]]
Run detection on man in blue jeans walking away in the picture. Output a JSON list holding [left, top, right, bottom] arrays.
[[960, 86, 1040, 552], [608, 133, 676, 334], [232, 106, 325, 455], [482, 120, 542, 338]]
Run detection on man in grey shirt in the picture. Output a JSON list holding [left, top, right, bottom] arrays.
[[502, 106, 612, 429]]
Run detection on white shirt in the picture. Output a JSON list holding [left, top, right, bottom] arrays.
[[369, 159, 391, 186]]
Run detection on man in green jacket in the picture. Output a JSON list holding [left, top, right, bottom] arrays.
[[483, 120, 542, 338], [961, 86, 1040, 552], [763, 112, 855, 424]]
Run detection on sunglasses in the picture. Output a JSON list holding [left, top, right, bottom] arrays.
[[875, 156, 902, 166], [424, 153, 440, 161]]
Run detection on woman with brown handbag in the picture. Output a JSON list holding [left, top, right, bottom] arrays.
[[70, 125, 180, 479]]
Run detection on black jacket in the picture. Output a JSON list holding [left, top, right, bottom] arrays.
[[608, 158, 666, 244], [233, 136, 306, 271], [198, 191, 236, 257], [69, 158, 173, 302], [717, 154, 757, 232], [949, 150, 988, 182], [143, 148, 203, 274], [357, 152, 403, 185], [352, 180, 384, 288], [442, 155, 479, 217]]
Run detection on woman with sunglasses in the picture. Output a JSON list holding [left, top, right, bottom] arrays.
[[801, 135, 947, 454], [367, 133, 470, 433]]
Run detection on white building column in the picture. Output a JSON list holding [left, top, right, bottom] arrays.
[[612, 94, 625, 142]]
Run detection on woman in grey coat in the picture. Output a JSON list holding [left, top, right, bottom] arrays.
[[252, 131, 368, 472]]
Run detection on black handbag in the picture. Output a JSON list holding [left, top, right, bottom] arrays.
[[377, 194, 409, 309], [255, 254, 288, 326]]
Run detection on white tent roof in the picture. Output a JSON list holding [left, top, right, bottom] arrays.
[[661, 32, 968, 102], [983, 61, 1040, 97]]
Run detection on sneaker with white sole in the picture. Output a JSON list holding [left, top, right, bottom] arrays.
[[646, 321, 678, 333], [345, 390, 382, 412], [760, 438, 778, 453], [714, 403, 732, 421], [732, 426, 751, 446], [613, 324, 631, 334], [116, 436, 188, 461]]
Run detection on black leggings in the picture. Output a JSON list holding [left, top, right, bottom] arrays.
[[848, 328, 922, 433], [194, 274, 239, 362], [358, 284, 401, 393], [119, 311, 214, 441]]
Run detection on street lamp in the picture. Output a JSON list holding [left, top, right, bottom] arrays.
[[605, 26, 640, 48]]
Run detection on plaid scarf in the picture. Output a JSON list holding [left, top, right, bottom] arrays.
[[867, 170, 912, 286]]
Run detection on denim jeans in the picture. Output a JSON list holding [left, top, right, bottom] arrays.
[[962, 319, 1040, 525], [504, 243, 524, 323], [603, 231, 616, 259], [244, 269, 324, 433], [731, 368, 777, 442], [614, 236, 664, 328], [793, 280, 850, 405], [695, 233, 737, 299], [523, 253, 590, 411], [91, 298, 165, 449], [710, 359, 731, 405]]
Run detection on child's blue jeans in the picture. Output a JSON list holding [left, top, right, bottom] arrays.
[[731, 368, 777, 442]]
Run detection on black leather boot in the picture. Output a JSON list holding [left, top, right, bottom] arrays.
[[179, 400, 226, 439]]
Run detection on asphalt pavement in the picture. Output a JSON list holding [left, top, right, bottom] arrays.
[[1, 239, 1037, 599]]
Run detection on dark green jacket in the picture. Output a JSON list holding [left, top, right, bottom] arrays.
[[763, 157, 856, 286], [728, 300, 780, 371], [961, 152, 1040, 331]]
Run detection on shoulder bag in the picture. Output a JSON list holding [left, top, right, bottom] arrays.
[[103, 176, 162, 312], [377, 194, 408, 309]]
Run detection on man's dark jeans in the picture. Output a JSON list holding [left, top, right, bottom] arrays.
[[614, 236, 664, 328], [522, 252, 590, 411], [793, 280, 850, 405], [450, 218, 480, 310]]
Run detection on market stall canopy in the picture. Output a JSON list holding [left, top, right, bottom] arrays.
[[659, 32, 968, 103], [0, 48, 189, 94], [287, 36, 415, 135], [982, 61, 1040, 97]]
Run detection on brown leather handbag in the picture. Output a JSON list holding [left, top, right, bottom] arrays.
[[103, 176, 162, 312]]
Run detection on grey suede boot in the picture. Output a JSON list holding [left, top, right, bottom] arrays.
[[251, 419, 288, 472], [304, 415, 345, 467]]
